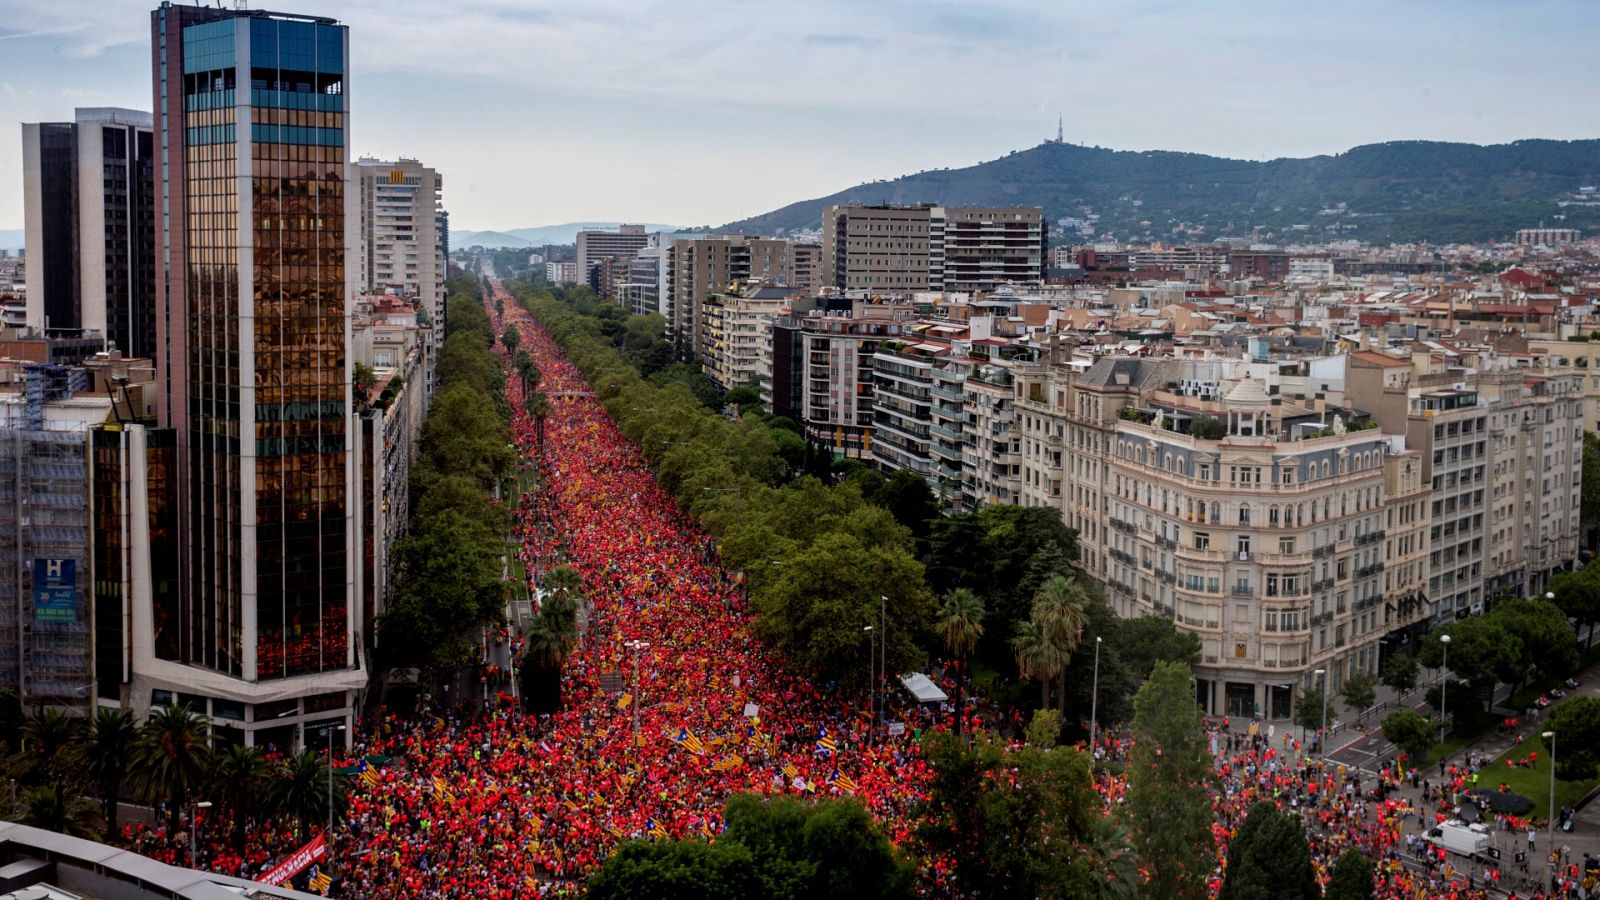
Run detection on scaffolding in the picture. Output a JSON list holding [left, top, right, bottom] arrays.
[[0, 366, 94, 711]]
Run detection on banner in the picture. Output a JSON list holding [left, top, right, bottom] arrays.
[[32, 558, 77, 624], [258, 834, 327, 886]]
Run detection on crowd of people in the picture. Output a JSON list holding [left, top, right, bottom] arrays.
[[169, 278, 1588, 898], [322, 282, 934, 897]]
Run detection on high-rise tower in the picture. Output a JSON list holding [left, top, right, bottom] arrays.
[[146, 2, 360, 747]]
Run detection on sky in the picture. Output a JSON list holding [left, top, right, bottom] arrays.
[[1, 0, 1598, 232]]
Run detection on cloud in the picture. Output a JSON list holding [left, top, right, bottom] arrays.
[[801, 34, 882, 49]]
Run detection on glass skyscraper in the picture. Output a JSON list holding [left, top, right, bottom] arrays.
[[147, 2, 360, 747]]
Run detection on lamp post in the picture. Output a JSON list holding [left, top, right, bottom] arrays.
[[1315, 668, 1328, 758], [1544, 730, 1557, 860], [627, 640, 650, 744], [863, 625, 875, 730], [878, 595, 888, 730], [1089, 636, 1102, 768], [1439, 633, 1452, 745], [326, 722, 347, 860], [190, 800, 212, 869]]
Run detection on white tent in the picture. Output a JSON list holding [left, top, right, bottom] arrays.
[[899, 672, 948, 705]]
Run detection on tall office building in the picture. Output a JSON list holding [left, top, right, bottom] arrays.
[[147, 2, 361, 747], [575, 225, 650, 287], [20, 108, 156, 357], [353, 157, 444, 340], [665, 235, 796, 360]]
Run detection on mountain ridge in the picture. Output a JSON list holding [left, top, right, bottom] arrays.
[[720, 139, 1600, 244], [453, 222, 684, 248]]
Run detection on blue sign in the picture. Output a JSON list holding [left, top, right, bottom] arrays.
[[33, 558, 77, 624]]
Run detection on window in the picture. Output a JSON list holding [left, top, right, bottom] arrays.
[[1279, 537, 1295, 554], [1194, 532, 1211, 550]]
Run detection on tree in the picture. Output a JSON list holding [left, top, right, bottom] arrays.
[[587, 839, 762, 900], [1189, 415, 1226, 439], [1125, 661, 1214, 900], [273, 750, 347, 842], [1490, 597, 1580, 685], [1552, 562, 1600, 648], [1293, 683, 1327, 740], [1324, 848, 1376, 900], [1381, 708, 1436, 764], [935, 588, 984, 736], [1583, 432, 1600, 553], [15, 708, 84, 785], [915, 732, 1104, 898], [74, 707, 136, 840], [1218, 801, 1317, 900], [749, 531, 934, 688], [1379, 652, 1419, 695], [502, 324, 521, 353], [418, 383, 514, 491], [1542, 697, 1600, 781], [522, 590, 580, 713], [382, 507, 509, 676], [1108, 615, 1201, 681], [1025, 708, 1063, 750], [721, 794, 912, 899], [17, 783, 100, 839], [1031, 574, 1089, 714], [856, 469, 940, 539], [1417, 616, 1522, 701], [1341, 673, 1377, 722], [529, 392, 553, 451], [211, 744, 274, 852], [353, 362, 377, 408], [1012, 618, 1065, 711], [129, 705, 211, 834]]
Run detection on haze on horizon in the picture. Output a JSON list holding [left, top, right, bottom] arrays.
[[1, 0, 1597, 233]]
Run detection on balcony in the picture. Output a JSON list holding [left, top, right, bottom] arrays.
[[1155, 535, 1177, 550], [1232, 584, 1254, 597], [1313, 545, 1335, 559], [1311, 578, 1335, 593]]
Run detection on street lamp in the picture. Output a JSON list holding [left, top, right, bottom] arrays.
[[1439, 633, 1452, 744], [1089, 636, 1103, 768], [190, 800, 212, 869], [863, 625, 875, 729], [878, 596, 888, 729], [326, 722, 347, 859], [1544, 730, 1557, 860], [627, 640, 651, 744], [1314, 668, 1328, 758]]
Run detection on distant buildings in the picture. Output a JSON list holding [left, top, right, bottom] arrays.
[[1516, 228, 1579, 247], [821, 204, 1045, 294], [576, 225, 651, 290], [21, 108, 155, 357], [666, 235, 810, 361], [546, 261, 580, 285]]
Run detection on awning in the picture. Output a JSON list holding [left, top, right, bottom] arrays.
[[899, 673, 948, 704]]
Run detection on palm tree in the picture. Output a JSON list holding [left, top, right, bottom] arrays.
[[129, 705, 211, 834], [1031, 574, 1088, 714], [15, 708, 86, 785], [1011, 619, 1065, 711], [1086, 816, 1143, 900], [515, 351, 540, 396], [211, 744, 273, 852], [18, 783, 100, 839], [530, 392, 552, 450], [272, 750, 346, 842], [73, 707, 137, 840], [542, 564, 584, 616], [935, 588, 985, 736]]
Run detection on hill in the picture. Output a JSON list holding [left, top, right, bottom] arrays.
[[453, 223, 685, 249], [722, 140, 1600, 244]]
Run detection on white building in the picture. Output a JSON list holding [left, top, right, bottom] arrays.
[[353, 158, 446, 342]]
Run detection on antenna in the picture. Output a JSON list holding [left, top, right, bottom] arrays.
[[1057, 115, 1064, 144]]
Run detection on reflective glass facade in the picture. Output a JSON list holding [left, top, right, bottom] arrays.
[[156, 5, 352, 684]]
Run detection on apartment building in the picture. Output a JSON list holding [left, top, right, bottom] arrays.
[[701, 286, 802, 391], [798, 304, 912, 459], [821, 204, 1045, 294], [666, 235, 795, 360], [871, 340, 942, 477], [21, 108, 155, 358], [353, 158, 445, 343]]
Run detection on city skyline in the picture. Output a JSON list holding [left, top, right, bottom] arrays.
[[0, 0, 1597, 232]]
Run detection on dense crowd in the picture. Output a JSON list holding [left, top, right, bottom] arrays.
[[322, 282, 933, 897], [167, 278, 1585, 898]]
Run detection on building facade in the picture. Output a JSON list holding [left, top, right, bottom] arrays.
[[665, 235, 795, 361], [575, 225, 650, 286], [148, 2, 362, 747], [21, 108, 155, 357], [353, 157, 445, 343], [821, 204, 1045, 294]]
